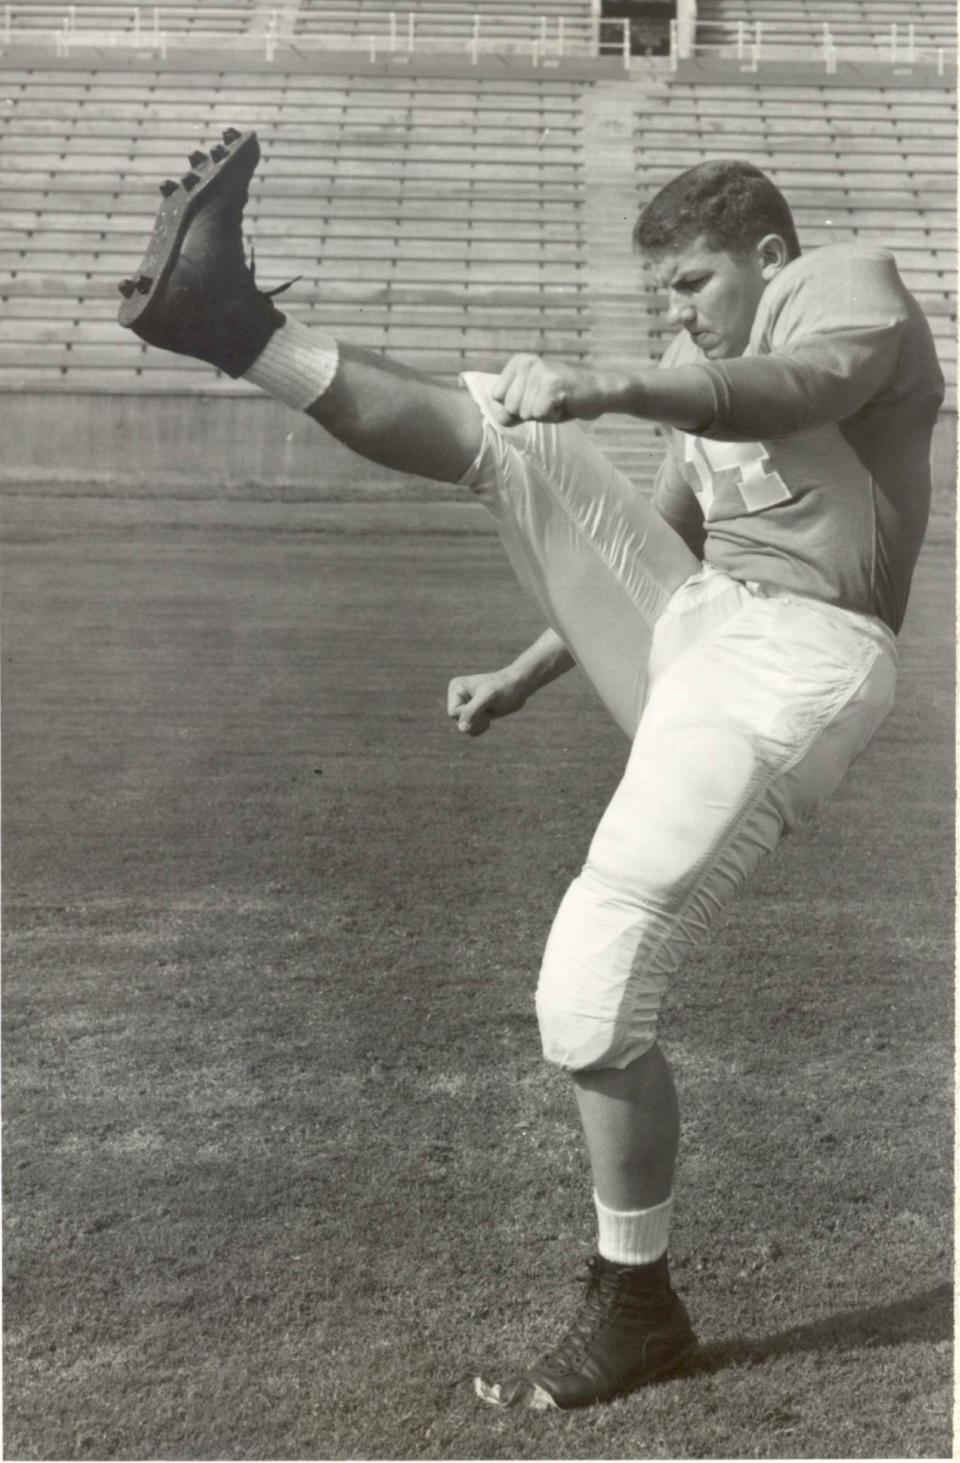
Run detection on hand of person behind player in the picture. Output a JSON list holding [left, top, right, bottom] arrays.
[[446, 669, 529, 736], [489, 354, 607, 425]]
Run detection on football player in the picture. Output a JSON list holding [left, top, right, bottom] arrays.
[[119, 136, 944, 1410]]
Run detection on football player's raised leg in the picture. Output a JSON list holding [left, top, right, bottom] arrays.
[[303, 344, 481, 484], [118, 129, 482, 485], [118, 132, 698, 732]]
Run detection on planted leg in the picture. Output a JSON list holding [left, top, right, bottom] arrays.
[[574, 1043, 680, 1211]]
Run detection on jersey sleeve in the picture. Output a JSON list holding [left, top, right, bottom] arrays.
[[694, 249, 909, 440]]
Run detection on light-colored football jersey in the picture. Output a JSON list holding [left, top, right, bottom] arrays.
[[653, 244, 945, 633]]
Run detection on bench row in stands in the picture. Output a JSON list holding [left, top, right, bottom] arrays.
[[0, 68, 585, 106], [695, 25, 956, 51], [0, 289, 598, 391], [698, 0, 954, 12], [291, 9, 596, 33], [697, 0, 955, 22], [650, 82, 956, 117]]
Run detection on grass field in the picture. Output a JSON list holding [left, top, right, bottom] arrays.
[[2, 485, 953, 1460]]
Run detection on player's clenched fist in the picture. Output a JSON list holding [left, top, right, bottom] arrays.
[[447, 669, 529, 736], [490, 354, 607, 426]]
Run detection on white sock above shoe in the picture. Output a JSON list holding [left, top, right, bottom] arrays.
[[594, 1191, 673, 1266], [244, 315, 339, 411]]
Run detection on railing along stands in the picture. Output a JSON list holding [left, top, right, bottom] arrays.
[[1, 3, 635, 66]]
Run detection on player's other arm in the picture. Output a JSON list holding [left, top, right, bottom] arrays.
[[447, 628, 575, 736]]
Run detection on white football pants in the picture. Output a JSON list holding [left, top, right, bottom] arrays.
[[459, 373, 897, 1071]]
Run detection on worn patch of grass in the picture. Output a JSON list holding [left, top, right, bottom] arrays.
[[2, 494, 952, 1459]]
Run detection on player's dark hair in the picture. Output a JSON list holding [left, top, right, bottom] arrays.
[[633, 160, 801, 261]]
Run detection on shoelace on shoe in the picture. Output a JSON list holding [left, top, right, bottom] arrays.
[[539, 1257, 673, 1373], [539, 1259, 626, 1371], [249, 241, 301, 299]]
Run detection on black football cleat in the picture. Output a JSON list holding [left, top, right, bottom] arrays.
[[117, 129, 285, 378], [474, 1254, 696, 1410]]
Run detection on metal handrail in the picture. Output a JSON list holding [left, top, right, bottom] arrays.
[[1, 5, 634, 65], [3, 2, 614, 31], [670, 16, 957, 71], [687, 16, 955, 41], [3, 3, 953, 71]]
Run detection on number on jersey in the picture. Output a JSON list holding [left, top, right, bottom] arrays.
[[682, 434, 793, 520]]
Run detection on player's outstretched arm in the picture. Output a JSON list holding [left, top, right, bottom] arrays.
[[491, 354, 716, 434], [447, 628, 575, 736]]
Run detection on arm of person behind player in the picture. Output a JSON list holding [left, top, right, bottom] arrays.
[[447, 627, 576, 737]]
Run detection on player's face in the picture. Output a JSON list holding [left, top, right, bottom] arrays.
[[648, 235, 784, 358]]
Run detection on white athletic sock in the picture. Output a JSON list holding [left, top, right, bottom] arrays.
[[244, 316, 339, 411], [594, 1191, 673, 1266]]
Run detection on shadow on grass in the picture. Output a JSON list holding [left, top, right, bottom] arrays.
[[687, 1283, 952, 1376]]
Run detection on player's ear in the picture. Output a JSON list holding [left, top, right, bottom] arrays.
[[756, 233, 790, 280]]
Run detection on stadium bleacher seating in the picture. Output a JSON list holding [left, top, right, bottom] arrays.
[[695, 0, 956, 57], [292, 4, 600, 56], [0, 28, 954, 492], [3, 1, 261, 37], [0, 67, 592, 394], [3, 0, 602, 52], [297, 0, 596, 24]]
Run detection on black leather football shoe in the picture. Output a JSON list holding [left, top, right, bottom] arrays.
[[117, 128, 285, 377], [474, 1253, 696, 1410]]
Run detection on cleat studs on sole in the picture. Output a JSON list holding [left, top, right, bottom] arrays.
[[181, 171, 200, 190], [135, 274, 153, 294], [159, 178, 179, 196], [210, 143, 227, 162], [188, 149, 208, 167], [118, 278, 136, 298], [222, 127, 241, 145]]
